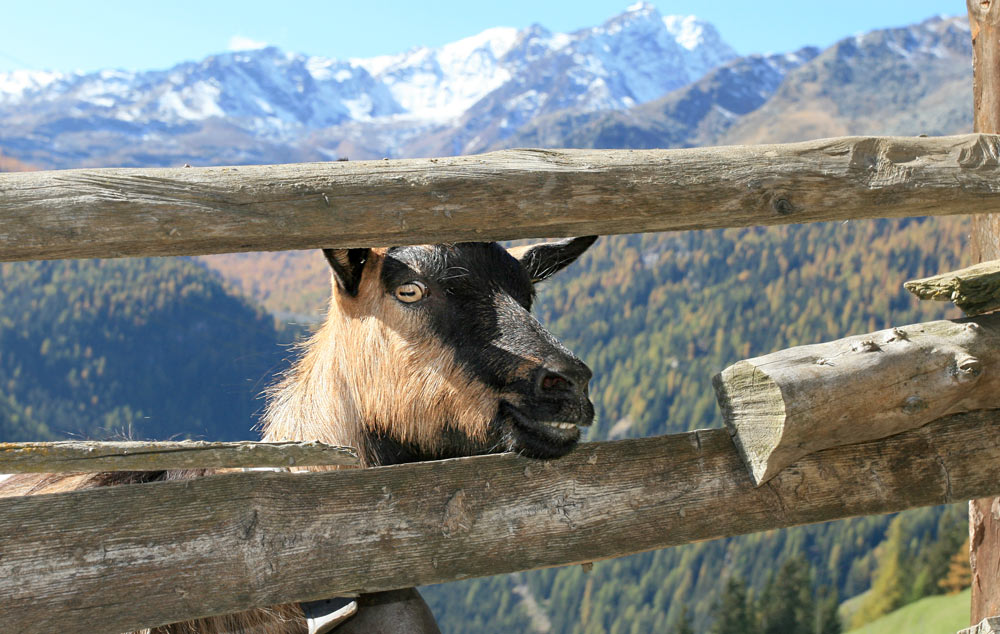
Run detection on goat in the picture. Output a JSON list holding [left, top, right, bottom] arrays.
[[0, 237, 598, 633]]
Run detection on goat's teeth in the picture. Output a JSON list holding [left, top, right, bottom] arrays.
[[546, 422, 576, 430]]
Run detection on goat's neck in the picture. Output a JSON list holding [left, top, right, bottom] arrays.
[[261, 318, 367, 458]]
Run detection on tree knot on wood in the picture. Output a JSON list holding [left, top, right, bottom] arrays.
[[956, 357, 984, 382], [902, 396, 928, 415], [772, 198, 794, 216], [441, 489, 472, 538], [852, 340, 881, 353], [847, 138, 916, 187], [958, 134, 1000, 169], [885, 328, 909, 342], [240, 509, 259, 541]]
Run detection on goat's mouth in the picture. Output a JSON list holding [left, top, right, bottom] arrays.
[[500, 401, 587, 458]]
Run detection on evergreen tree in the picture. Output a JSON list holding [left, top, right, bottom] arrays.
[[710, 576, 757, 634], [814, 586, 842, 634], [938, 536, 972, 594], [758, 557, 814, 634], [851, 515, 908, 628], [906, 505, 967, 601], [674, 605, 695, 634]]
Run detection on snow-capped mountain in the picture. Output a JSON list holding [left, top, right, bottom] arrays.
[[492, 14, 971, 155], [0, 6, 970, 171], [0, 2, 736, 167], [352, 26, 524, 122], [495, 46, 822, 152], [1, 48, 402, 134], [354, 1, 737, 126]]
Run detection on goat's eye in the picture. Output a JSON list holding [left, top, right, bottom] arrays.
[[394, 281, 427, 303]]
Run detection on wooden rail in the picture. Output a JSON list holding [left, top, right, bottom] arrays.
[[968, 0, 1000, 623], [2, 409, 999, 634], [0, 440, 358, 472], [2, 134, 1000, 261], [714, 313, 1000, 485]]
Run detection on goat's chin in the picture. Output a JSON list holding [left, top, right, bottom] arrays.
[[499, 401, 588, 459]]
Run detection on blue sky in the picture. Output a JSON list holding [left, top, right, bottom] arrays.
[[0, 1, 966, 74]]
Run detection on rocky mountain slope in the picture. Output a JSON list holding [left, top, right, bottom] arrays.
[[498, 15, 971, 152], [0, 12, 970, 170], [721, 15, 972, 144]]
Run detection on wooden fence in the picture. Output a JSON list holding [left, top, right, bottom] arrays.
[[2, 411, 999, 633], [2, 5, 1000, 630], [2, 135, 1000, 632]]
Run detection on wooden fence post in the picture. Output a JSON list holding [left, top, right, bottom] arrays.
[[967, 0, 1000, 624]]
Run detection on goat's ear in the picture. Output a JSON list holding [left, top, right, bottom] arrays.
[[323, 248, 370, 297], [508, 236, 598, 283]]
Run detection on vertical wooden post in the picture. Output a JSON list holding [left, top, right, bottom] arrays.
[[967, 1, 1000, 624]]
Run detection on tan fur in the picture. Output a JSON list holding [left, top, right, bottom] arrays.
[[262, 249, 499, 464], [138, 604, 306, 634], [0, 472, 99, 497]]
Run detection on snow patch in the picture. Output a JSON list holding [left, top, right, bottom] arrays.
[[663, 15, 706, 51], [626, 1, 654, 12], [158, 81, 225, 120], [229, 35, 268, 51], [0, 70, 64, 98]]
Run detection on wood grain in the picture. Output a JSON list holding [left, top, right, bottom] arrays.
[[2, 410, 1000, 634], [713, 314, 1000, 485], [905, 260, 1000, 316], [3, 134, 1000, 261], [968, 2, 1000, 623], [0, 440, 358, 473]]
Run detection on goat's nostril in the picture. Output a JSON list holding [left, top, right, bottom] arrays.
[[534, 362, 591, 398], [541, 374, 569, 391]]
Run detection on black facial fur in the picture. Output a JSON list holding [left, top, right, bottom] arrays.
[[379, 242, 596, 460], [381, 243, 535, 390]]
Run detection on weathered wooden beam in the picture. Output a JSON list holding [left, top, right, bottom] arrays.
[[2, 409, 1000, 634], [905, 259, 1000, 316], [969, 2, 1000, 624], [713, 314, 1000, 486], [3, 134, 1000, 261], [0, 440, 358, 473]]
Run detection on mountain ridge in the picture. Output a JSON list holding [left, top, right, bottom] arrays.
[[0, 3, 735, 168]]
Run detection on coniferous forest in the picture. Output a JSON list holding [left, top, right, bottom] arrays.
[[0, 257, 284, 442]]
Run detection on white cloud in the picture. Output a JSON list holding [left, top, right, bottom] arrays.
[[228, 35, 268, 51]]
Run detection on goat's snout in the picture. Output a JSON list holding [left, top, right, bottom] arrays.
[[534, 360, 592, 397], [530, 356, 594, 431]]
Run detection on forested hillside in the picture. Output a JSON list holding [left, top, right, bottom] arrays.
[[0, 258, 283, 442]]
